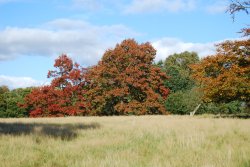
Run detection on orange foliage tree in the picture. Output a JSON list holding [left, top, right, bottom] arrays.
[[191, 39, 250, 104], [22, 55, 87, 117], [85, 39, 169, 115]]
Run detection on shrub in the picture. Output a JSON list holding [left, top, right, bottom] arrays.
[[200, 101, 247, 115], [165, 87, 202, 115]]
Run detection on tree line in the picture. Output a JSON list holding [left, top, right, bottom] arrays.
[[0, 0, 249, 117], [0, 38, 249, 117]]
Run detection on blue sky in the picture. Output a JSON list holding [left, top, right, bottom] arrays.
[[0, 0, 248, 89]]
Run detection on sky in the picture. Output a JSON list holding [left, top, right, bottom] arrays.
[[0, 0, 248, 89]]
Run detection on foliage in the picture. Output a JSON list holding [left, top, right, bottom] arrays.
[[22, 55, 87, 117], [0, 86, 9, 114], [0, 85, 9, 94], [200, 100, 247, 115], [164, 51, 199, 74], [191, 39, 250, 104], [163, 66, 194, 93], [163, 51, 199, 92], [0, 87, 32, 118], [157, 52, 201, 115], [85, 39, 169, 115], [165, 87, 203, 115]]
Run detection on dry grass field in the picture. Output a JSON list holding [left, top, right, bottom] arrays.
[[0, 115, 250, 167]]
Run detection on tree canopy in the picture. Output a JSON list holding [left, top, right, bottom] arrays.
[[22, 55, 87, 117], [191, 39, 250, 103], [85, 39, 169, 115], [163, 51, 199, 92], [0, 87, 32, 118]]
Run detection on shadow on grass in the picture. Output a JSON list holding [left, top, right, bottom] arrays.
[[214, 113, 250, 119], [0, 122, 100, 140]]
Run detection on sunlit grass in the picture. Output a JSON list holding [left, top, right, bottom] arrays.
[[0, 116, 250, 167]]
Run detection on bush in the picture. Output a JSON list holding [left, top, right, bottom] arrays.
[[200, 101, 247, 115], [165, 87, 202, 115]]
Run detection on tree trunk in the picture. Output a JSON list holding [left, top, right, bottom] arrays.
[[190, 103, 201, 116]]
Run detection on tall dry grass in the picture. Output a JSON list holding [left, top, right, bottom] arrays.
[[0, 116, 249, 167]]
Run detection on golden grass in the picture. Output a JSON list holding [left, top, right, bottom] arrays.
[[0, 115, 250, 167]]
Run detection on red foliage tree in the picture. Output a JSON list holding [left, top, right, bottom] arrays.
[[22, 54, 87, 117], [85, 39, 169, 115]]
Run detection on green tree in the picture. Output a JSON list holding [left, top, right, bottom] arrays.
[[163, 51, 199, 92], [165, 87, 203, 115], [0, 87, 32, 118], [0, 85, 9, 94], [0, 85, 9, 114], [157, 51, 201, 115]]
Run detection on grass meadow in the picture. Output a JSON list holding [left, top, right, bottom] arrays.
[[0, 115, 250, 167]]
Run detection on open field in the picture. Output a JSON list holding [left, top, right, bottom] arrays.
[[0, 116, 250, 167]]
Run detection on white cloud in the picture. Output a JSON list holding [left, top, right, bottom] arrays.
[[205, 0, 228, 14], [152, 37, 217, 62], [124, 0, 196, 14], [0, 19, 138, 66], [0, 75, 47, 89]]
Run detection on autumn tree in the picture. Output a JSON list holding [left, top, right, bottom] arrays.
[[23, 55, 87, 117], [191, 39, 250, 105], [85, 39, 169, 115]]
